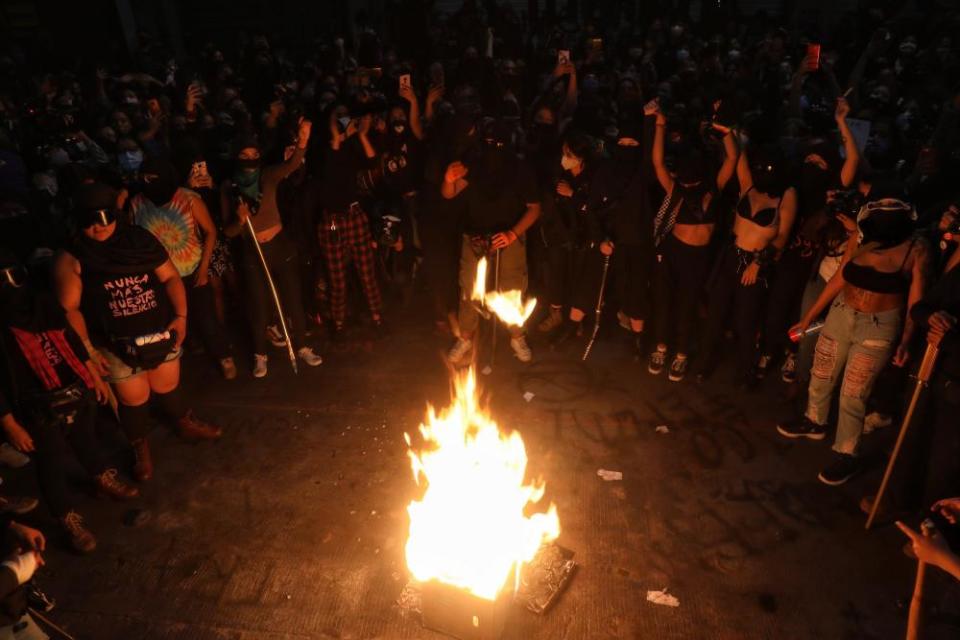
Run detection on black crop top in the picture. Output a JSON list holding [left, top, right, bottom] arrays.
[[842, 240, 914, 295], [736, 187, 780, 228]]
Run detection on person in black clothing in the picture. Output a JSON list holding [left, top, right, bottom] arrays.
[[1, 250, 138, 553], [879, 262, 960, 514], [0, 516, 47, 638], [53, 183, 222, 487], [698, 140, 797, 386], [547, 131, 620, 348], [647, 99, 738, 381], [444, 118, 541, 365], [756, 98, 860, 381], [318, 106, 383, 334]]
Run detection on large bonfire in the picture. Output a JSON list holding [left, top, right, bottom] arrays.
[[404, 368, 560, 601]]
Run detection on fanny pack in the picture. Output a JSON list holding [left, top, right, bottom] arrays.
[[113, 330, 177, 370], [23, 380, 90, 422]]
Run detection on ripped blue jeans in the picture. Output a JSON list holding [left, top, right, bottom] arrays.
[[805, 294, 902, 455]]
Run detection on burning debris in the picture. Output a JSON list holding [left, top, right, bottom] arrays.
[[471, 256, 537, 327], [401, 367, 571, 638]]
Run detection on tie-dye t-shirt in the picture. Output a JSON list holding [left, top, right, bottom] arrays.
[[132, 188, 203, 277]]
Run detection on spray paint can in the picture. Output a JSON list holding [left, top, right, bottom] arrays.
[[789, 320, 825, 343]]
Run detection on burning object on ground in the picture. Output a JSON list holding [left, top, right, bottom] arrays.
[[402, 368, 570, 639]]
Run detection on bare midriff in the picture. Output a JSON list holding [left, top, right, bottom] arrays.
[[673, 222, 714, 246], [842, 283, 904, 313]]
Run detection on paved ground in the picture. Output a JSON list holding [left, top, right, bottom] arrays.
[[8, 298, 960, 640]]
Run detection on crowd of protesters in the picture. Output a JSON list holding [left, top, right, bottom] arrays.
[[1, 0, 960, 633]]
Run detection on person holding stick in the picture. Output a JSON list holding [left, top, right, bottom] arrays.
[[443, 118, 540, 366], [221, 120, 323, 378], [871, 260, 960, 516]]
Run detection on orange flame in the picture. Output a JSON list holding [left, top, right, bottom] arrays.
[[470, 257, 537, 327], [404, 368, 560, 600]]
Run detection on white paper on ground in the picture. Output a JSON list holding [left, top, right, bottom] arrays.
[[481, 365, 493, 375], [646, 588, 680, 607], [655, 424, 670, 434], [523, 391, 535, 402], [596, 468, 623, 481]]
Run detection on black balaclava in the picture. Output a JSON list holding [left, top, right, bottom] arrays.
[[140, 157, 180, 206], [0, 250, 62, 331]]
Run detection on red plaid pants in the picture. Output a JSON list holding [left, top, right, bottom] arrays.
[[320, 205, 383, 325]]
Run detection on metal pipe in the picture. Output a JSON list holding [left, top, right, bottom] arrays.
[[245, 217, 298, 374], [866, 343, 939, 529]]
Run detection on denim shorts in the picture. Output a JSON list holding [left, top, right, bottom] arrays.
[[99, 344, 182, 383]]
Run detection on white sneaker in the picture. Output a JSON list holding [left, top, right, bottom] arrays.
[[266, 324, 287, 348], [253, 353, 268, 378], [0, 443, 30, 469], [510, 335, 533, 363], [297, 346, 323, 367], [447, 338, 473, 365]]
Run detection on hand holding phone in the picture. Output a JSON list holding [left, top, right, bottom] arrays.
[[558, 50, 570, 66], [399, 74, 412, 91]]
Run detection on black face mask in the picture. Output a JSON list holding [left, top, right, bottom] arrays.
[[237, 158, 261, 171], [613, 144, 641, 164], [799, 164, 831, 214], [142, 172, 178, 205]]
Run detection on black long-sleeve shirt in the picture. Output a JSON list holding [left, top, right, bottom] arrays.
[[911, 265, 960, 380]]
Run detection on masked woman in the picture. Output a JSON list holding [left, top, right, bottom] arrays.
[[778, 197, 929, 486], [221, 119, 323, 378], [132, 157, 235, 379], [647, 100, 738, 381], [546, 132, 620, 348], [1, 250, 138, 553], [54, 182, 222, 486], [698, 140, 797, 385]]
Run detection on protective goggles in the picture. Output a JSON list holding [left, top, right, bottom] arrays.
[[77, 208, 117, 229], [0, 265, 27, 288]]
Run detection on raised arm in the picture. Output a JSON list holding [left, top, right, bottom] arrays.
[[400, 85, 424, 141], [735, 138, 754, 196], [645, 99, 672, 192], [834, 97, 860, 187], [717, 128, 739, 190]]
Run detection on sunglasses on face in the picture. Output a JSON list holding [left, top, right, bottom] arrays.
[[79, 208, 117, 229]]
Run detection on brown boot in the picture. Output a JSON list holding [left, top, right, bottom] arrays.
[[95, 468, 140, 500], [132, 438, 153, 482], [61, 510, 96, 554], [178, 410, 222, 441]]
